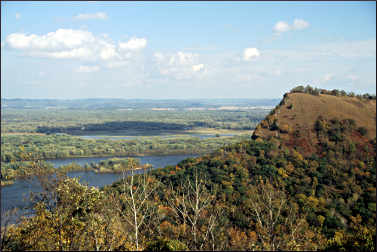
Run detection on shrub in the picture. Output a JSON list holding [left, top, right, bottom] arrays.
[[357, 127, 368, 136], [331, 89, 340, 96], [260, 120, 269, 129], [291, 85, 305, 93], [279, 124, 290, 134], [312, 88, 321, 96], [144, 239, 188, 251], [270, 119, 279, 131], [315, 119, 325, 133]]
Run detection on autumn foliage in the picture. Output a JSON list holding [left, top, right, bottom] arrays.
[[2, 87, 375, 251]]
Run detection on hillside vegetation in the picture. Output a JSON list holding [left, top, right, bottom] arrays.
[[2, 87, 375, 251]]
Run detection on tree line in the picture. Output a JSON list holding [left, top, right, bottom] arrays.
[[291, 85, 376, 99], [2, 109, 269, 133]]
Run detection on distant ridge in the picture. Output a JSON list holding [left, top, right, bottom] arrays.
[[1, 98, 280, 110]]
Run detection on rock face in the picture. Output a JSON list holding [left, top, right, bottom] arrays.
[[252, 92, 376, 156]]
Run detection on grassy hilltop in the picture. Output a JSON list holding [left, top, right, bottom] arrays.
[[253, 88, 376, 156]]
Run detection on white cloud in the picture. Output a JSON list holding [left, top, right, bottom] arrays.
[[119, 38, 147, 51], [74, 12, 107, 20], [99, 42, 118, 60], [347, 74, 359, 81], [45, 47, 93, 59], [105, 61, 128, 69], [323, 73, 335, 82], [6, 33, 34, 49], [243, 48, 260, 61], [274, 69, 281, 76], [169, 51, 196, 65], [15, 13, 21, 19], [293, 19, 309, 30], [154, 51, 204, 79], [155, 52, 198, 66], [192, 64, 204, 72], [6, 29, 95, 50], [3, 25, 374, 97], [274, 21, 291, 33], [76, 65, 100, 73], [5, 29, 146, 62], [273, 19, 309, 34], [153, 52, 164, 61]]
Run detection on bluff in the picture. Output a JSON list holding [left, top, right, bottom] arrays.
[[253, 91, 376, 156], [146, 88, 376, 250]]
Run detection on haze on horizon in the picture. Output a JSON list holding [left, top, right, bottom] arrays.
[[1, 1, 376, 99]]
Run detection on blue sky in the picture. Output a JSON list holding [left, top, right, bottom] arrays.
[[1, 1, 376, 99]]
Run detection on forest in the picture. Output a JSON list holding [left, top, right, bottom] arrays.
[[1, 108, 269, 133]]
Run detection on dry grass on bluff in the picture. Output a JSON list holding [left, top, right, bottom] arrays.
[[253, 92, 376, 156]]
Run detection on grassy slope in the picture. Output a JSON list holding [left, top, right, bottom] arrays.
[[253, 93, 376, 155]]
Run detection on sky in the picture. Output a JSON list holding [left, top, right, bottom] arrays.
[[1, 1, 376, 99]]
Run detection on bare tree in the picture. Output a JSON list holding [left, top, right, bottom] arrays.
[[246, 179, 323, 251], [115, 160, 159, 250], [166, 168, 222, 250]]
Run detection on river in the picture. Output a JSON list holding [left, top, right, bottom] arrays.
[[1, 154, 198, 219]]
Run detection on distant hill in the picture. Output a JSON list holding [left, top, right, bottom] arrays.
[[1, 98, 280, 110], [253, 91, 376, 156]]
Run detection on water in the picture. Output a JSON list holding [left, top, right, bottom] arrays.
[[1, 154, 198, 218], [49, 154, 197, 169], [78, 133, 235, 140]]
